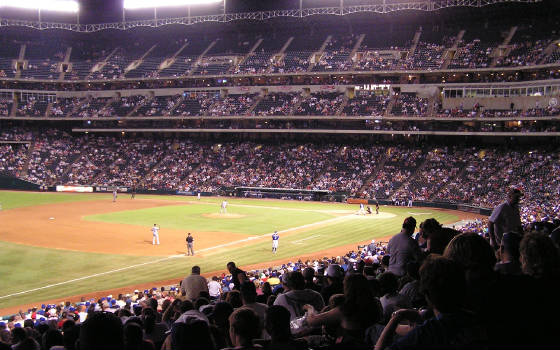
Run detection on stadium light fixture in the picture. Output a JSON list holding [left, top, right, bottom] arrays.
[[0, 0, 78, 12], [124, 0, 222, 9]]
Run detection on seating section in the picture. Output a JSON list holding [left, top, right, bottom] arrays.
[[391, 94, 429, 116], [342, 92, 391, 116], [252, 93, 300, 116], [295, 92, 345, 116]]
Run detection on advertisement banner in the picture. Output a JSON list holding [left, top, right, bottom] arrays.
[[56, 185, 94, 193]]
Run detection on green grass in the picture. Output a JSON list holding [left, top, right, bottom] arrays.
[[0, 191, 459, 311], [85, 203, 336, 234], [0, 191, 107, 210]]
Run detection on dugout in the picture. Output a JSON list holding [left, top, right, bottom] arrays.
[[234, 187, 330, 201]]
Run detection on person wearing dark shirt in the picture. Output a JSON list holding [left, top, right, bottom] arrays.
[[227, 261, 247, 291]]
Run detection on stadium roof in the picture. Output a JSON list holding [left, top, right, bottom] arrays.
[[0, 0, 553, 32]]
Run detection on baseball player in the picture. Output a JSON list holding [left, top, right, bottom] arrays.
[[220, 200, 228, 214], [151, 224, 160, 245], [112, 189, 117, 202], [358, 203, 365, 215], [272, 231, 279, 253]]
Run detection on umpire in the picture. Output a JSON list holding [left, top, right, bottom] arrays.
[[186, 232, 195, 256]]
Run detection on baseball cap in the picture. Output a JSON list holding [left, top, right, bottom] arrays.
[[324, 264, 344, 279]]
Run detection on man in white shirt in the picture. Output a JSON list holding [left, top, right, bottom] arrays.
[[208, 276, 222, 300]]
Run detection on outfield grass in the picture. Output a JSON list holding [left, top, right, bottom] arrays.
[[85, 203, 336, 234], [0, 191, 107, 210], [0, 191, 459, 310]]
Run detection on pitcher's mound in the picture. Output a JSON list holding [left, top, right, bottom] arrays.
[[203, 213, 246, 219]]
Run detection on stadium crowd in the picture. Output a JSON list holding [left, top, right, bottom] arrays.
[[2, 211, 559, 350], [1, 126, 558, 223]]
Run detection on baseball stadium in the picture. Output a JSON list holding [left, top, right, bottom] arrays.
[[0, 0, 559, 349]]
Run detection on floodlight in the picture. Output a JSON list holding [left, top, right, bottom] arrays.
[[124, 0, 222, 9], [0, 0, 78, 12]]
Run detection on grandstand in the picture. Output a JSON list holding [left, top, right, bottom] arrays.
[[0, 0, 560, 349]]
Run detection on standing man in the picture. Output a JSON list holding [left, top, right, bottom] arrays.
[[220, 200, 228, 214], [227, 261, 247, 290], [130, 187, 136, 199], [272, 231, 279, 253], [387, 216, 421, 276], [180, 265, 209, 301], [112, 189, 117, 202], [488, 188, 524, 250], [376, 202, 380, 215], [151, 224, 160, 245], [197, 192, 201, 200], [186, 232, 195, 256]]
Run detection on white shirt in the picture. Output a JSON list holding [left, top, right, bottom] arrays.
[[208, 280, 222, 297], [152, 226, 159, 234]]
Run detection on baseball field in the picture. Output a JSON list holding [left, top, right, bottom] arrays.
[[0, 190, 476, 314]]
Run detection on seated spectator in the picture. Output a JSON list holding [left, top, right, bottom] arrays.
[[494, 232, 522, 275], [224, 308, 261, 350], [168, 320, 216, 350], [261, 306, 308, 350], [320, 264, 344, 304], [124, 322, 155, 350], [305, 273, 382, 349], [375, 256, 487, 350], [273, 271, 324, 322], [78, 311, 124, 350], [240, 281, 268, 337], [208, 302, 234, 349], [378, 272, 411, 323]]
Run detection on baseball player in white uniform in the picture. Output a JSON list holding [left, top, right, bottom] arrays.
[[151, 224, 160, 245], [272, 231, 279, 253], [220, 200, 228, 214]]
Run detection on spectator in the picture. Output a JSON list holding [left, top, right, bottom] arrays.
[[181, 265, 209, 301], [239, 281, 268, 337], [387, 217, 421, 276], [273, 271, 324, 322], [375, 256, 486, 350], [224, 308, 261, 350], [78, 311, 124, 350], [488, 188, 524, 250], [378, 272, 411, 323], [227, 262, 248, 291], [320, 264, 344, 304], [262, 305, 308, 350], [302, 267, 321, 293], [305, 273, 382, 348], [494, 232, 522, 275]]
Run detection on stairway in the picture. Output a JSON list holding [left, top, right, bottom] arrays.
[[408, 28, 423, 58], [188, 40, 217, 76], [20, 141, 36, 177], [441, 29, 465, 70], [384, 95, 397, 117], [490, 26, 518, 67], [126, 96, 152, 117], [538, 39, 560, 64], [307, 35, 332, 71], [390, 157, 429, 198], [358, 152, 388, 198], [165, 95, 186, 116], [125, 44, 158, 74], [87, 48, 119, 79], [58, 47, 72, 80], [157, 42, 189, 74]]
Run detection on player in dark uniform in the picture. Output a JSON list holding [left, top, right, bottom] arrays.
[[186, 232, 194, 256], [376, 203, 380, 214]]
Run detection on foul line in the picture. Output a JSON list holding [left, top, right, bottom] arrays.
[[291, 235, 321, 244], [0, 255, 182, 300], [0, 214, 354, 300]]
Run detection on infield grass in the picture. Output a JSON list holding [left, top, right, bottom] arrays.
[[0, 191, 459, 311]]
